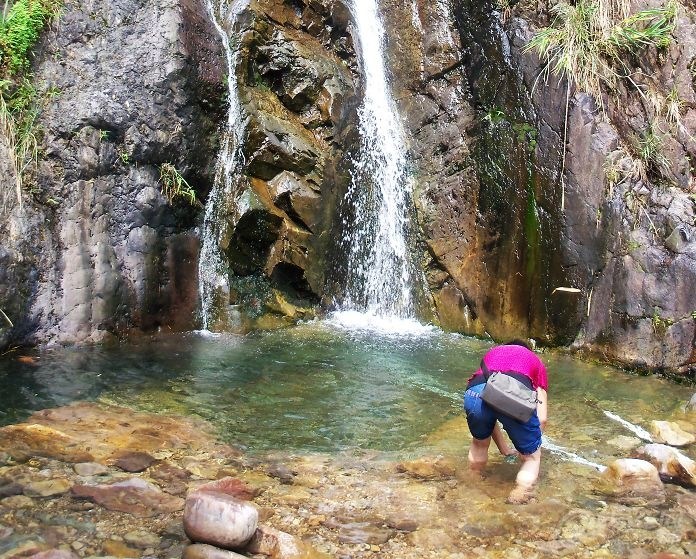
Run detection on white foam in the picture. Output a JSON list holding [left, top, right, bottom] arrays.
[[324, 310, 436, 337], [603, 410, 653, 442], [542, 436, 607, 472]]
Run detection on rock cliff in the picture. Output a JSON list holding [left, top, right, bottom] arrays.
[[0, 0, 693, 374]]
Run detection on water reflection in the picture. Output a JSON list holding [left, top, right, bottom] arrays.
[[0, 324, 692, 463]]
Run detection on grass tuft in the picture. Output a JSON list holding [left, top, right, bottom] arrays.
[[159, 163, 198, 206]]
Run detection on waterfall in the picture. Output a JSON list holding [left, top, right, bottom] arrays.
[[338, 0, 419, 320], [198, 0, 247, 330]]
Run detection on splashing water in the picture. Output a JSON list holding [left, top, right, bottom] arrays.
[[603, 410, 654, 442], [338, 0, 419, 320], [198, 0, 248, 330]]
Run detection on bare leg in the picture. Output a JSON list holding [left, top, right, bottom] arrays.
[[468, 436, 492, 472], [491, 423, 516, 457], [507, 448, 541, 504]]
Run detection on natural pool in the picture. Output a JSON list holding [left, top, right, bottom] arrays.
[[1, 317, 692, 464], [3, 318, 696, 558]]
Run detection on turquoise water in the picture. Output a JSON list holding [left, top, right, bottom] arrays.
[[1, 321, 693, 460]]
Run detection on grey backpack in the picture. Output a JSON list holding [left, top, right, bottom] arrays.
[[480, 360, 538, 423]]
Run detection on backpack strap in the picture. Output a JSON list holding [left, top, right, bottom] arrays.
[[480, 359, 491, 381]]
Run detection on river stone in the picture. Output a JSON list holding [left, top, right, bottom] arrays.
[[193, 477, 258, 501], [246, 525, 330, 559], [101, 539, 140, 558], [183, 491, 258, 549], [182, 544, 248, 559], [335, 522, 394, 545], [1, 495, 34, 508], [597, 459, 665, 505], [0, 424, 94, 463], [27, 551, 80, 559], [650, 421, 696, 447], [0, 480, 23, 498], [395, 455, 456, 479], [111, 451, 156, 473], [0, 540, 47, 558], [123, 530, 160, 549], [73, 462, 109, 476], [71, 477, 184, 517], [635, 443, 696, 487], [24, 478, 72, 497]]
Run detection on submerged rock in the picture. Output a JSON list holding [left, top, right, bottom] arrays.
[[183, 490, 258, 549], [23, 479, 72, 498], [73, 463, 109, 477], [246, 525, 331, 559], [71, 477, 185, 517], [395, 456, 456, 480], [635, 443, 696, 487], [596, 459, 665, 505], [28, 551, 80, 559], [0, 424, 94, 463], [183, 544, 249, 559], [650, 421, 696, 447]]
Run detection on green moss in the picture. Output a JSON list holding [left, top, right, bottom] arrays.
[[0, 0, 61, 78], [0, 0, 62, 203]]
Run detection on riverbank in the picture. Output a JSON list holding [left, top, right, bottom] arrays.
[[1, 402, 696, 559]]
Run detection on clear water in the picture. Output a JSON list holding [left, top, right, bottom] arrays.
[[339, 0, 419, 318], [1, 323, 692, 467]]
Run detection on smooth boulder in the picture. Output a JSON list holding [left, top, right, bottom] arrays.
[[597, 458, 665, 505], [650, 421, 695, 447], [183, 491, 258, 550], [635, 443, 696, 487]]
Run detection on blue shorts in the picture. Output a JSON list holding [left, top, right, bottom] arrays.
[[463, 383, 542, 455]]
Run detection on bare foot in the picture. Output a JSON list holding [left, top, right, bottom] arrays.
[[506, 484, 536, 504]]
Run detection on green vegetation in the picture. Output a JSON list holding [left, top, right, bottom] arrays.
[[525, 1, 677, 101], [634, 124, 669, 178], [159, 163, 197, 206], [651, 308, 674, 333], [0, 0, 62, 209]]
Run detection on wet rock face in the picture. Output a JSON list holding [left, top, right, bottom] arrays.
[[200, 0, 356, 329], [505, 7, 696, 370], [0, 0, 225, 347]]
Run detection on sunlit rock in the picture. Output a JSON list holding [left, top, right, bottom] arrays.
[[101, 539, 140, 557], [634, 443, 696, 487], [650, 421, 695, 447], [23, 478, 72, 498], [183, 544, 249, 559], [183, 491, 258, 549], [71, 477, 185, 517], [0, 424, 94, 463], [596, 458, 665, 505], [1, 495, 34, 509], [396, 455, 456, 480], [73, 462, 108, 476], [245, 525, 331, 559], [193, 477, 259, 501]]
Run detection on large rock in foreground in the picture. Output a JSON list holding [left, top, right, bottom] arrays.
[[596, 458, 665, 505], [183, 490, 259, 550]]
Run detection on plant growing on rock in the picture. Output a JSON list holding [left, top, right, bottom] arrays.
[[525, 0, 677, 102], [0, 0, 62, 210], [159, 163, 197, 206]]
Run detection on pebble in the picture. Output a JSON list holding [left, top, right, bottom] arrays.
[[1, 494, 34, 508], [24, 478, 72, 497], [74, 463, 109, 477], [123, 530, 160, 549]]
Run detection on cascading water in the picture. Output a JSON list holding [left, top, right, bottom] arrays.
[[336, 0, 420, 323], [198, 0, 248, 330]]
